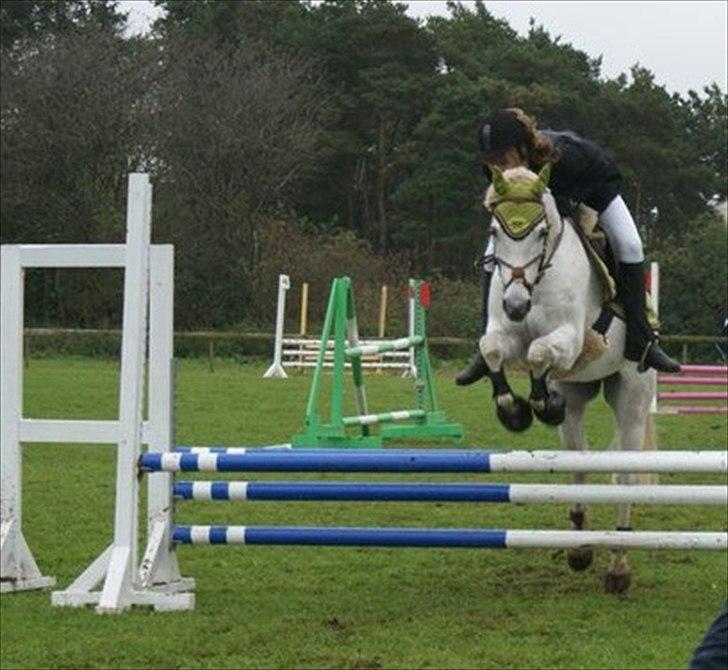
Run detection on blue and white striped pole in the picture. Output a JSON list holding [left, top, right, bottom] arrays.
[[175, 445, 292, 454], [172, 481, 727, 505], [140, 449, 728, 474], [172, 526, 728, 550]]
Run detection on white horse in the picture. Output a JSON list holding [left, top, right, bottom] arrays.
[[480, 165, 656, 593]]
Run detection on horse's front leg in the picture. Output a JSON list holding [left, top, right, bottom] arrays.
[[480, 330, 533, 432], [527, 324, 582, 378], [526, 325, 582, 426]]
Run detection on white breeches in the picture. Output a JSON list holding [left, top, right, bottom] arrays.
[[597, 196, 644, 263]]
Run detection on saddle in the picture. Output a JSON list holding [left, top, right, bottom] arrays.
[[549, 205, 659, 378], [570, 204, 659, 327], [570, 204, 616, 303]]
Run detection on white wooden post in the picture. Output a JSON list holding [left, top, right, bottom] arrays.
[[138, 245, 194, 602], [650, 261, 660, 414], [263, 274, 290, 378], [404, 281, 417, 378], [0, 246, 56, 593], [94, 173, 150, 612]]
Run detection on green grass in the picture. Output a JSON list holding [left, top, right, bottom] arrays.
[[1, 357, 726, 669]]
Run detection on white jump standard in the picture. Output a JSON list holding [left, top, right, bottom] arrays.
[[1, 174, 192, 610]]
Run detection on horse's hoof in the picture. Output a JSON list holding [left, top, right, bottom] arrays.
[[567, 548, 594, 572], [496, 395, 533, 432], [532, 391, 566, 426], [604, 570, 631, 594]]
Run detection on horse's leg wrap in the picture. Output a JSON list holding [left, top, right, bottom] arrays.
[[490, 368, 533, 432], [529, 372, 566, 426]]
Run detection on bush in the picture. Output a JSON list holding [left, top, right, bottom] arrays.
[[247, 218, 412, 336]]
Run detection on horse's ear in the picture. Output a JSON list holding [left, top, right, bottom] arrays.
[[533, 163, 551, 195], [491, 165, 509, 196]]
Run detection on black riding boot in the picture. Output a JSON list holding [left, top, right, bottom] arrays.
[[618, 262, 680, 373], [456, 271, 492, 385]]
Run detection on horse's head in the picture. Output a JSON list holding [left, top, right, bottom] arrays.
[[485, 164, 561, 322]]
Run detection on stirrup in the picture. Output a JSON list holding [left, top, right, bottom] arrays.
[[637, 340, 681, 373]]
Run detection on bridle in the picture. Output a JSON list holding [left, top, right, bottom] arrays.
[[488, 195, 565, 295]]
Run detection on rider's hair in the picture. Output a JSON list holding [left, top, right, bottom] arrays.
[[505, 107, 559, 168]]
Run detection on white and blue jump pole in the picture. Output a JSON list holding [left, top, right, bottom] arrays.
[[147, 447, 728, 553], [172, 526, 727, 551], [173, 481, 727, 505], [141, 449, 728, 474]]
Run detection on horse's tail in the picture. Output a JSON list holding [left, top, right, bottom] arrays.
[[642, 413, 658, 451], [640, 414, 659, 484], [610, 414, 659, 485]]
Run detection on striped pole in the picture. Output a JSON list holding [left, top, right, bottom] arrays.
[[172, 526, 728, 551], [678, 365, 728, 375], [175, 445, 292, 454], [658, 376, 727, 386], [346, 335, 424, 358], [658, 392, 727, 401], [342, 410, 425, 426], [656, 365, 727, 414], [139, 449, 728, 474], [173, 481, 727, 505], [659, 406, 727, 415]]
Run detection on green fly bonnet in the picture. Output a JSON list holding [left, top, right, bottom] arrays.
[[487, 164, 552, 239]]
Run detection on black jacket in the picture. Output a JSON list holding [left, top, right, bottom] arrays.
[[484, 130, 622, 214]]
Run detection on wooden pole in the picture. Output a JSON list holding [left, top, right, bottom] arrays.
[[378, 285, 387, 338], [377, 285, 388, 373], [299, 283, 309, 336], [298, 282, 309, 373]]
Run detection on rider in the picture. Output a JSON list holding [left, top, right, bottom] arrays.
[[456, 107, 680, 385]]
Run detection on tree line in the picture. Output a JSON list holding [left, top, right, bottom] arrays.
[[1, 0, 725, 340]]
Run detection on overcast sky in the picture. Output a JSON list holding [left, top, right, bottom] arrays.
[[119, 0, 727, 95]]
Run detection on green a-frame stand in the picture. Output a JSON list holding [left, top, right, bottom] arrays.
[[291, 277, 464, 448]]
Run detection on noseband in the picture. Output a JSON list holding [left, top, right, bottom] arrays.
[[488, 196, 565, 295]]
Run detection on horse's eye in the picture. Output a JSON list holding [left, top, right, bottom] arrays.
[[490, 225, 498, 237], [538, 226, 548, 238]]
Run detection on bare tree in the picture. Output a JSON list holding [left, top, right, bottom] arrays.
[[1, 29, 156, 326], [152, 36, 328, 327]]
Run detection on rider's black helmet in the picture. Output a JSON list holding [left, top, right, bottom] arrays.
[[478, 109, 528, 160]]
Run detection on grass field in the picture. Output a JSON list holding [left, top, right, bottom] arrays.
[[1, 357, 726, 669]]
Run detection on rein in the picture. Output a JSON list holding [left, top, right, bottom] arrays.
[[489, 200, 565, 295]]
